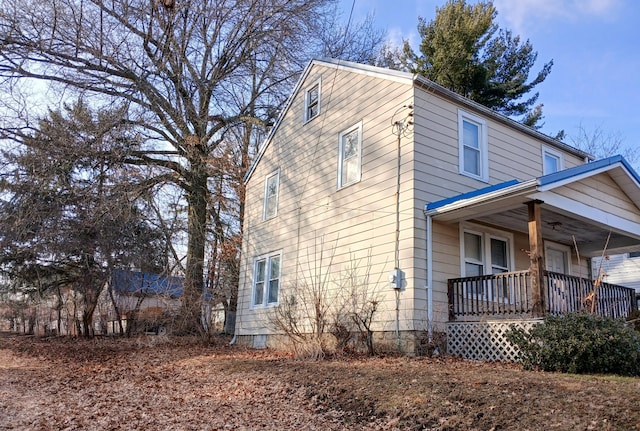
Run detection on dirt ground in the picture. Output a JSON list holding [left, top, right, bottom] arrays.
[[1, 333, 639, 431]]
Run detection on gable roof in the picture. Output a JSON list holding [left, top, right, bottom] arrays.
[[244, 58, 413, 183], [424, 155, 640, 256], [425, 155, 640, 215], [244, 58, 592, 184]]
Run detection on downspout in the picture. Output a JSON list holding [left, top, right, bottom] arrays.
[[426, 213, 433, 338]]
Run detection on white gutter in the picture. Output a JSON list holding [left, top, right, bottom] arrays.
[[424, 179, 538, 217]]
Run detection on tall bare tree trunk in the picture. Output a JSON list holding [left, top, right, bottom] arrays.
[[182, 165, 208, 334]]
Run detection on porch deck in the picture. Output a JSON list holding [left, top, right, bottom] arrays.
[[447, 270, 637, 321]]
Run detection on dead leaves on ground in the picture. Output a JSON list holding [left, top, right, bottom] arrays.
[[1, 333, 639, 430]]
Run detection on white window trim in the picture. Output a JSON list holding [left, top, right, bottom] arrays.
[[460, 223, 515, 300], [462, 227, 486, 276], [544, 241, 572, 275], [262, 169, 280, 221], [542, 145, 565, 175], [458, 109, 489, 182], [250, 251, 282, 308], [303, 79, 321, 123], [337, 121, 363, 189], [459, 223, 515, 277]]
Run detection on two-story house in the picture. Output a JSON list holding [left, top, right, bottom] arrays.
[[235, 58, 640, 359]]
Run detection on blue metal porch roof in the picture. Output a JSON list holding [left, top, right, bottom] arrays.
[[425, 155, 640, 213]]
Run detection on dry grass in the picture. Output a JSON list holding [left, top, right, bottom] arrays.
[[1, 333, 639, 430]]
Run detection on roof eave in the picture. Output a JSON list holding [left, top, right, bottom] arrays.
[[424, 179, 539, 217], [244, 59, 414, 184], [412, 75, 594, 162]]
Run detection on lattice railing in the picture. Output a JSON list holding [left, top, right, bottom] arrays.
[[447, 319, 542, 362]]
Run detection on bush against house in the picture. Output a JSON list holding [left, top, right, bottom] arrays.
[[507, 313, 640, 376]]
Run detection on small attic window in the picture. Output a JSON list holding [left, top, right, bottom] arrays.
[[304, 79, 321, 123]]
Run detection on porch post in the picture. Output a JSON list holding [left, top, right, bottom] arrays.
[[527, 200, 546, 317]]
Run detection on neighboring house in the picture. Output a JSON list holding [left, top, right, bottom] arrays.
[[235, 58, 640, 359], [592, 252, 640, 307], [95, 270, 183, 335], [95, 270, 226, 335]]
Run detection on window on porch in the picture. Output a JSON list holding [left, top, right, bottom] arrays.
[[461, 224, 513, 301]]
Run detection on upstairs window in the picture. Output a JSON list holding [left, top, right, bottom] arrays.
[[252, 252, 281, 307], [458, 110, 488, 182], [304, 80, 321, 122], [337, 122, 362, 189], [542, 145, 564, 175], [263, 170, 279, 220]]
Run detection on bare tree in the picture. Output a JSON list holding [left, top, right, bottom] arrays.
[[568, 123, 638, 168], [0, 0, 385, 333]]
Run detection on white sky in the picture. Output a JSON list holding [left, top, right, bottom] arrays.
[[339, 0, 639, 161]]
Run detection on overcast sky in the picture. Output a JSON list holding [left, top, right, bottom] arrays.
[[339, 0, 639, 163]]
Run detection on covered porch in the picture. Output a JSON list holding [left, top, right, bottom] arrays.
[[426, 156, 640, 324]]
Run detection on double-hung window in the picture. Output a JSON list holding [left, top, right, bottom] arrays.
[[458, 110, 488, 182], [337, 122, 362, 188], [304, 80, 321, 123], [252, 252, 281, 307], [463, 231, 484, 278], [263, 170, 279, 220], [461, 224, 513, 299], [542, 145, 564, 175]]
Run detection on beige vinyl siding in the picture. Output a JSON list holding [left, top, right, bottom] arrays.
[[552, 173, 640, 224], [239, 60, 603, 338], [410, 87, 589, 326], [428, 221, 459, 324], [487, 121, 584, 180], [412, 89, 586, 207], [237, 64, 416, 335]]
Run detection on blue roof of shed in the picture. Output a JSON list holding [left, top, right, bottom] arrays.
[[112, 269, 183, 297]]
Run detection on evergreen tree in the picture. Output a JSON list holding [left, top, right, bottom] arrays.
[[0, 100, 167, 337], [0, 0, 384, 334], [404, 0, 552, 128]]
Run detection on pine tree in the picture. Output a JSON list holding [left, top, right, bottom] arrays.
[[404, 0, 552, 128]]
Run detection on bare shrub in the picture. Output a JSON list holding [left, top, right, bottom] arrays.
[[334, 252, 384, 356], [272, 240, 385, 358], [416, 328, 448, 357], [271, 237, 336, 359]]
